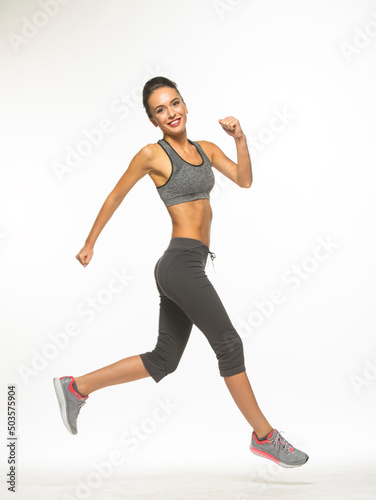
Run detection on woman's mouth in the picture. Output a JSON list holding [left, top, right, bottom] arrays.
[[167, 118, 181, 127]]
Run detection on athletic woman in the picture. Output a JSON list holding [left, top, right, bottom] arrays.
[[53, 76, 308, 468]]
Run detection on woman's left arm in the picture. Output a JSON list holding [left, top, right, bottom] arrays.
[[204, 116, 253, 188]]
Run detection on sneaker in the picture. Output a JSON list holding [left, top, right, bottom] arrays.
[[53, 376, 88, 435], [250, 429, 309, 468]]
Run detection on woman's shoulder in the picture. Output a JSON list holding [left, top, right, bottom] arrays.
[[131, 142, 165, 174], [135, 142, 162, 160], [194, 140, 215, 164]]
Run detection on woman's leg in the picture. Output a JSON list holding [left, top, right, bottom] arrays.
[[74, 256, 193, 396], [74, 355, 149, 397], [72, 239, 271, 437], [224, 372, 272, 439], [160, 239, 272, 438]]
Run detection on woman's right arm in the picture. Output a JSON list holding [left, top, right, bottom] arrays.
[[76, 145, 154, 267]]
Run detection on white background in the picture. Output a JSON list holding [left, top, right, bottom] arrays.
[[1, 0, 375, 498]]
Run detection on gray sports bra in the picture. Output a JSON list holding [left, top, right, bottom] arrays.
[[156, 138, 215, 207]]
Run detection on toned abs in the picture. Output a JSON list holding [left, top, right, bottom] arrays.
[[148, 141, 213, 248]]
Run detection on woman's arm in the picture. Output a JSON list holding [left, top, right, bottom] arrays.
[[76, 145, 153, 267], [233, 134, 252, 188], [203, 116, 252, 188]]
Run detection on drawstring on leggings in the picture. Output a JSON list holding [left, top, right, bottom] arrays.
[[208, 251, 216, 273]]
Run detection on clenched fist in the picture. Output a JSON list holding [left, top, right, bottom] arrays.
[[218, 116, 244, 140], [76, 244, 94, 267]]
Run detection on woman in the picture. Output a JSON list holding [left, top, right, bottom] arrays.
[[54, 76, 308, 468]]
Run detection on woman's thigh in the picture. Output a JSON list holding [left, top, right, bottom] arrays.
[[158, 246, 236, 340], [153, 239, 245, 377]]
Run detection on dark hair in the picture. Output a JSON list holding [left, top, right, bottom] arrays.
[[142, 76, 184, 119]]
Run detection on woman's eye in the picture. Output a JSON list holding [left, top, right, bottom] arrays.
[[157, 101, 179, 113]]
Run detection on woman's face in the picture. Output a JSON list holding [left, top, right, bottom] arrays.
[[148, 87, 188, 134]]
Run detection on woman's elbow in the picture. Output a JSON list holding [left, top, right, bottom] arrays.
[[242, 179, 253, 189]]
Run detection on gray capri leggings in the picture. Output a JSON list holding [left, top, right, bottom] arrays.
[[139, 237, 245, 382]]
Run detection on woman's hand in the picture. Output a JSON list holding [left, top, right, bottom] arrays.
[[218, 116, 245, 140], [75, 244, 94, 267]]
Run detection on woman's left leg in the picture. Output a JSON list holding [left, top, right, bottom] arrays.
[[224, 372, 272, 439], [157, 238, 272, 438]]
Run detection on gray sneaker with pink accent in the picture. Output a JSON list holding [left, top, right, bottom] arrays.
[[250, 429, 309, 468], [53, 376, 88, 435]]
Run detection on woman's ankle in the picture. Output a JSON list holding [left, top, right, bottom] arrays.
[[73, 377, 89, 397], [254, 426, 273, 440]]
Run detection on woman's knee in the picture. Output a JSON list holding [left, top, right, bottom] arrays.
[[140, 351, 181, 383], [162, 357, 180, 378], [214, 330, 246, 377]]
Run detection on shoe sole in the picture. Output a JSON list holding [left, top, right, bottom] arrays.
[[250, 445, 308, 468], [53, 377, 76, 435]]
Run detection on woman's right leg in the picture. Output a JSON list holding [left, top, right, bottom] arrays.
[[74, 253, 193, 396], [74, 291, 193, 396], [53, 249, 192, 435], [74, 355, 149, 397]]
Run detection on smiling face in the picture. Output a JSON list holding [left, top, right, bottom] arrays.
[[147, 86, 188, 135]]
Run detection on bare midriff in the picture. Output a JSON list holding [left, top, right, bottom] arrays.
[[148, 141, 213, 249], [167, 198, 212, 248]]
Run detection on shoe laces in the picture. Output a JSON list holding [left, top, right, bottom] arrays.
[[268, 430, 293, 453]]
